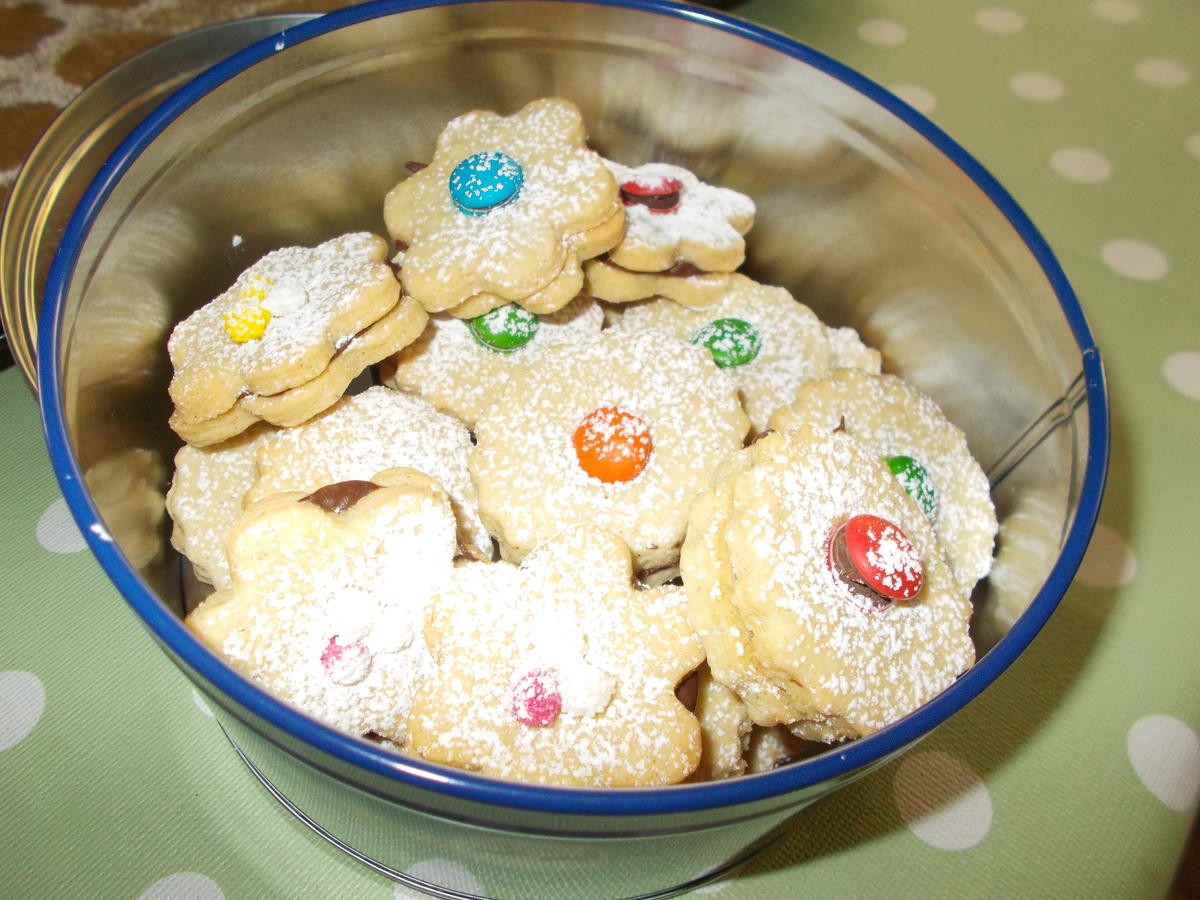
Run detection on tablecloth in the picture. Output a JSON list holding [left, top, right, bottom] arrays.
[[1, 0, 1198, 897]]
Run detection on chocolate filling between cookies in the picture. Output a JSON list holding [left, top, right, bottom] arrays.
[[301, 479, 381, 514]]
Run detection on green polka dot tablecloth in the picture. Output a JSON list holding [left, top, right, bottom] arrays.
[[2, 0, 1198, 897]]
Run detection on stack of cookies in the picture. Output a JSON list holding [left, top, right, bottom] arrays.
[[167, 97, 998, 787]]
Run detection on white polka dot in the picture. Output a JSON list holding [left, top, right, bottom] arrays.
[[1100, 237, 1170, 281], [1186, 133, 1200, 162], [1075, 523, 1137, 588], [894, 751, 993, 850], [1009, 71, 1065, 102], [1089, 0, 1143, 23], [1127, 715, 1200, 813], [138, 873, 224, 900], [891, 84, 938, 114], [192, 688, 214, 717], [692, 863, 743, 893], [1134, 57, 1191, 88], [394, 859, 483, 898], [0, 671, 46, 751], [858, 18, 908, 47], [975, 7, 1026, 34], [36, 497, 87, 554], [1050, 146, 1113, 183], [1164, 352, 1200, 401]]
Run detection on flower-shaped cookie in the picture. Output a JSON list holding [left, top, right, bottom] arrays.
[[680, 426, 974, 742], [686, 663, 753, 782], [769, 369, 997, 593], [604, 160, 755, 273], [609, 273, 881, 432], [383, 97, 624, 317], [382, 295, 604, 428], [185, 468, 458, 746], [246, 385, 491, 560], [469, 329, 750, 582], [166, 421, 276, 590], [167, 232, 427, 445], [408, 525, 705, 786], [582, 160, 754, 309]]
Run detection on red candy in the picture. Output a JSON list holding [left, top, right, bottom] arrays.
[[619, 177, 683, 214], [832, 514, 924, 601], [510, 668, 562, 727]]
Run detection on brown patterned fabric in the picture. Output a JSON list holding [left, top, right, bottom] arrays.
[[0, 0, 359, 212]]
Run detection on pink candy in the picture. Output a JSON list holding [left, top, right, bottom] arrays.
[[320, 635, 372, 686], [510, 668, 562, 727]]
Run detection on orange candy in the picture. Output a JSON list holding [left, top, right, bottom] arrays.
[[572, 406, 653, 483]]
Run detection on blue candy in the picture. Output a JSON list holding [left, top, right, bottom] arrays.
[[449, 151, 524, 216]]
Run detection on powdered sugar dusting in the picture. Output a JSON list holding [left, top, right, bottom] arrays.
[[168, 232, 397, 414], [470, 329, 750, 575], [610, 274, 877, 431], [186, 475, 459, 746], [681, 426, 974, 742], [384, 98, 620, 311], [604, 160, 755, 272], [386, 295, 603, 427], [248, 386, 490, 558], [770, 369, 997, 591], [409, 526, 704, 785]]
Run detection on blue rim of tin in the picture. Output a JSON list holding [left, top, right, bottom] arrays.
[[37, 0, 1108, 817]]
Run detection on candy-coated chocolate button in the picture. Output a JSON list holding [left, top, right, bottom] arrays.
[[690, 317, 761, 368], [223, 305, 271, 342], [886, 455, 938, 522], [839, 514, 924, 601], [620, 176, 683, 213], [572, 406, 653, 483], [449, 151, 524, 216], [468, 303, 539, 352], [510, 668, 561, 727], [320, 635, 372, 686]]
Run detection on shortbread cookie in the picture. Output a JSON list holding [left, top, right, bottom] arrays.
[[381, 295, 603, 428], [680, 425, 975, 742], [583, 259, 734, 308], [408, 525, 704, 786], [603, 161, 755, 273], [167, 233, 426, 444], [609, 273, 881, 431], [469, 329, 750, 581], [383, 97, 623, 316], [744, 726, 819, 773], [166, 422, 275, 590], [185, 467, 457, 746], [769, 369, 997, 593], [247, 386, 491, 560], [686, 663, 753, 782], [443, 212, 626, 319], [170, 296, 428, 447]]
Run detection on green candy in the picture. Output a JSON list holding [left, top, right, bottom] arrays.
[[886, 454, 938, 522], [467, 304, 539, 353], [690, 317, 761, 368]]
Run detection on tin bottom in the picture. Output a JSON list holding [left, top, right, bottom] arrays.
[[216, 717, 801, 900]]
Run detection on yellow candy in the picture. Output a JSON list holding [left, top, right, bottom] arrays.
[[237, 274, 273, 303], [223, 306, 272, 342]]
